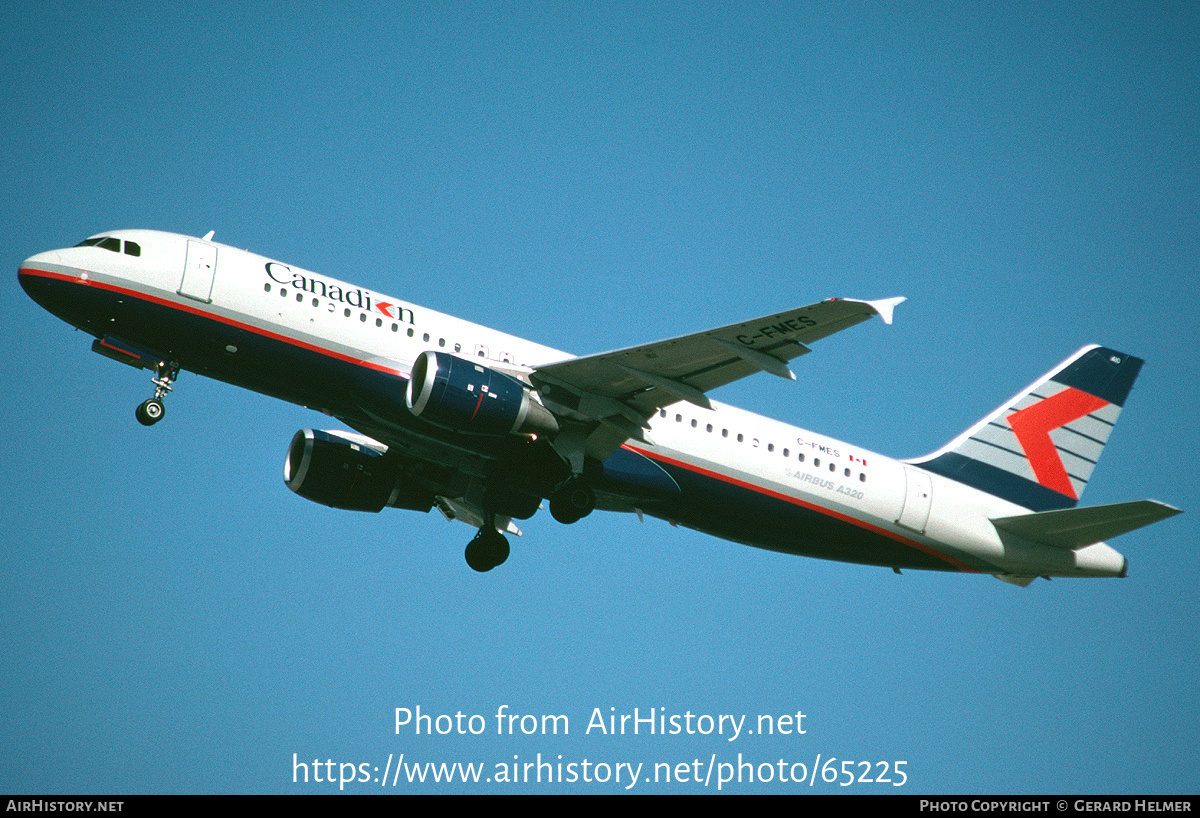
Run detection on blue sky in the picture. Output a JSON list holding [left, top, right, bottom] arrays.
[[1, 1, 1197, 794]]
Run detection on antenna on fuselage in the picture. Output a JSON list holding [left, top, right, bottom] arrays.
[[202, 230, 215, 241]]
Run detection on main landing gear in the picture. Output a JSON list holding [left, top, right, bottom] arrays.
[[462, 476, 593, 572], [549, 476, 595, 525], [465, 526, 510, 572], [135, 360, 180, 426]]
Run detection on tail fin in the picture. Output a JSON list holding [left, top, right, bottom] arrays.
[[912, 345, 1143, 511]]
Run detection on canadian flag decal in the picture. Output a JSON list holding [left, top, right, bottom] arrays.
[[1006, 387, 1108, 498]]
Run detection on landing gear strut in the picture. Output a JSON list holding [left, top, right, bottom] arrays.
[[135, 360, 180, 426], [465, 527, 509, 572]]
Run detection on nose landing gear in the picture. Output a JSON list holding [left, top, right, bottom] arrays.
[[135, 360, 179, 426]]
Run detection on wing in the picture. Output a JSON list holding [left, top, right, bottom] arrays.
[[530, 296, 904, 462]]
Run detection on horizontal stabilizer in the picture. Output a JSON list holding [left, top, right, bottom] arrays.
[[991, 500, 1181, 550]]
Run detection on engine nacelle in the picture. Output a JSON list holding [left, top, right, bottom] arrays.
[[405, 350, 559, 437], [283, 429, 433, 513]]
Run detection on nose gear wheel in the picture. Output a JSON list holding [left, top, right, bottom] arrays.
[[134, 360, 179, 426]]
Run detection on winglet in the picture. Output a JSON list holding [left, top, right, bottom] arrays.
[[845, 296, 906, 326]]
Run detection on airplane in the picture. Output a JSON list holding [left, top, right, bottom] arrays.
[[18, 229, 1180, 583]]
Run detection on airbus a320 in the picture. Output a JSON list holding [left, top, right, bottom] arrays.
[[19, 230, 1180, 583]]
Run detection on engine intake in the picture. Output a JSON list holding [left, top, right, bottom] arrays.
[[405, 350, 558, 437], [284, 429, 432, 513]]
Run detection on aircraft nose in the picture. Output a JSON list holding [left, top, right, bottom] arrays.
[[21, 248, 66, 269], [19, 249, 75, 314], [20, 249, 66, 284]]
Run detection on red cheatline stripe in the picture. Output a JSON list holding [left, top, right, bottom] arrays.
[[20, 267, 405, 376]]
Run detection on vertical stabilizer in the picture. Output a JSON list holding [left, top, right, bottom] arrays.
[[912, 346, 1143, 511]]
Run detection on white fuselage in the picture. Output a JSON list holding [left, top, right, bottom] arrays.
[[19, 229, 1129, 579]]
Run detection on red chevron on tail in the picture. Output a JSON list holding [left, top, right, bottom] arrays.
[[1007, 387, 1109, 499]]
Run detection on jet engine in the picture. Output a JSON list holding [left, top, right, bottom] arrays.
[[283, 429, 433, 513], [405, 350, 559, 437]]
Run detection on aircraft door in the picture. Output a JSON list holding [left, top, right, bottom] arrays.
[[178, 240, 217, 303], [897, 466, 933, 534]]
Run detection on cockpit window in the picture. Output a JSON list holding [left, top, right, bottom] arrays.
[[74, 236, 140, 256]]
